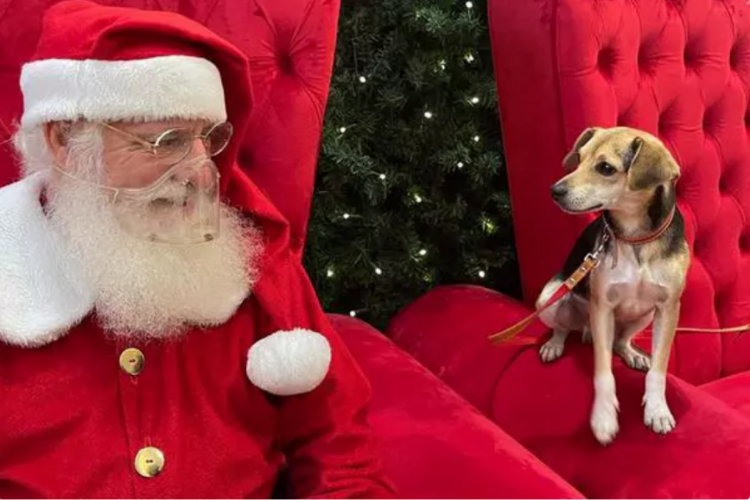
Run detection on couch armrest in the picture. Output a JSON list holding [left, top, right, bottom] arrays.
[[387, 284, 545, 416], [330, 314, 582, 499]]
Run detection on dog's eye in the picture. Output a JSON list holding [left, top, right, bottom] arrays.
[[595, 162, 617, 177]]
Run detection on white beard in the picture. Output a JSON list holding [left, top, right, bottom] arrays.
[[41, 158, 261, 340]]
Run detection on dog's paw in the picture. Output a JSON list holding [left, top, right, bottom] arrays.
[[590, 395, 620, 445], [539, 338, 565, 362], [615, 342, 651, 372], [643, 395, 676, 435], [581, 327, 592, 344], [539, 339, 565, 363]]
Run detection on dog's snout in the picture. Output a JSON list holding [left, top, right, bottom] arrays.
[[551, 182, 569, 200]]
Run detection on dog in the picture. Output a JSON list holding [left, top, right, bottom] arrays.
[[536, 126, 690, 445]]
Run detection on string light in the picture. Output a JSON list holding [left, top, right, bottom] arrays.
[[339, 126, 347, 133], [359, 76, 367, 83], [414, 194, 423, 203], [466, 1, 474, 8], [439, 59, 447, 71], [343, 213, 351, 220], [349, 310, 357, 317], [470, 96, 480, 104], [424, 111, 433, 119], [481, 217, 496, 233], [473, 135, 480, 142], [478, 270, 486, 278], [419, 249, 427, 256], [326, 269, 335, 278], [457, 161, 464, 169], [375, 267, 383, 275], [379, 173, 386, 180], [465, 53, 475, 63]]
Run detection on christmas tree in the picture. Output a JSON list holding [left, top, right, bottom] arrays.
[[304, 0, 519, 330]]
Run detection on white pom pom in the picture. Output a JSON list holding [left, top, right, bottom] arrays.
[[246, 328, 332, 396]]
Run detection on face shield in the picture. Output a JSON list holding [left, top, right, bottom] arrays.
[[55, 121, 233, 245], [111, 155, 221, 244]]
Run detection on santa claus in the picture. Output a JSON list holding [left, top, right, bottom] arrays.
[[0, 1, 395, 498]]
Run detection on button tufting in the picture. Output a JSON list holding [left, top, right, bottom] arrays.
[[684, 45, 697, 71], [740, 229, 750, 253], [719, 175, 728, 194], [730, 43, 742, 70], [277, 54, 294, 74], [597, 47, 615, 77], [637, 47, 653, 76], [741, 232, 750, 251]]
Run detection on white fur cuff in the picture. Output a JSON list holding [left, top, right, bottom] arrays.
[[246, 329, 332, 396]]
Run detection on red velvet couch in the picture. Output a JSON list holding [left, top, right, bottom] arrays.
[[0, 0, 582, 497], [388, 0, 750, 498]]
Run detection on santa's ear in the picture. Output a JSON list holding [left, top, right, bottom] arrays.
[[562, 127, 600, 171], [625, 136, 680, 191], [43, 122, 73, 167]]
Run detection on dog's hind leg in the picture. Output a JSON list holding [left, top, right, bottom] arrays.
[[540, 328, 569, 362]]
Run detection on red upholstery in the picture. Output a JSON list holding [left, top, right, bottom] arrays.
[[330, 315, 583, 499], [388, 0, 750, 497], [0, 0, 575, 497]]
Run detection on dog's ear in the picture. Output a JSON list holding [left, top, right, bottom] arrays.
[[625, 136, 680, 191], [563, 127, 599, 171]]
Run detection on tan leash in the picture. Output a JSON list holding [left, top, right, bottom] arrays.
[[488, 234, 609, 345], [488, 214, 750, 345]]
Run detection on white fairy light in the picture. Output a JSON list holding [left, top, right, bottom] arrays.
[[424, 111, 433, 119], [343, 213, 351, 220], [326, 269, 334, 278], [349, 310, 357, 317], [470, 96, 480, 104], [465, 53, 475, 63], [379, 173, 386, 180], [457, 161, 464, 169], [466, 1, 474, 8], [414, 194, 423, 203], [359, 76, 367, 83], [375, 267, 383, 275], [339, 127, 347, 133], [473, 135, 480, 142], [439, 59, 447, 70], [419, 249, 427, 256], [478, 270, 486, 278]]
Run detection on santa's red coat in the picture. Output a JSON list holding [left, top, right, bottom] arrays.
[[1, 298, 394, 499]]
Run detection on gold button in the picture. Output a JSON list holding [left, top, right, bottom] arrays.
[[119, 348, 145, 376], [134, 446, 165, 478]]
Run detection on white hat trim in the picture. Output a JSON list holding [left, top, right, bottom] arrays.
[[246, 329, 332, 396], [20, 55, 227, 127]]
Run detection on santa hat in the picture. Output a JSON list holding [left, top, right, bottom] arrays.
[[3, 0, 331, 397], [19, 0, 249, 183]]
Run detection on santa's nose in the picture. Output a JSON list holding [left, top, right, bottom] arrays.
[[190, 136, 208, 157]]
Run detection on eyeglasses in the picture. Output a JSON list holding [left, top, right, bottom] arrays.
[[102, 121, 233, 166]]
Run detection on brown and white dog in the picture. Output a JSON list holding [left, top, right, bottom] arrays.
[[536, 126, 690, 445]]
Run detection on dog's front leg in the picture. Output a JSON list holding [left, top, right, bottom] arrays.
[[643, 298, 679, 434], [589, 300, 619, 445]]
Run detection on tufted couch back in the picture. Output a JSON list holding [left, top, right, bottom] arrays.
[[490, 0, 750, 384], [0, 0, 338, 257]]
